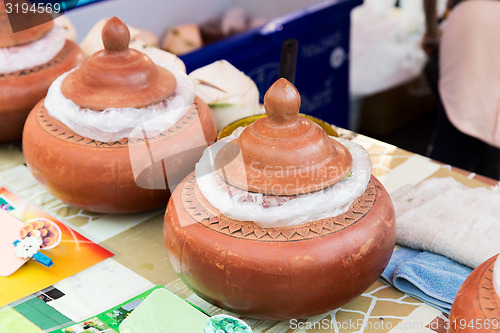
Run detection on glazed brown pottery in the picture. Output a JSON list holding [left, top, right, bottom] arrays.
[[0, 3, 83, 142], [164, 79, 396, 320], [448, 254, 500, 333], [23, 17, 217, 214]]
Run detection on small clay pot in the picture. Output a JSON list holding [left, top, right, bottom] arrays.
[[0, 7, 83, 142], [165, 174, 395, 319], [448, 254, 500, 333], [164, 79, 395, 319], [23, 18, 217, 213]]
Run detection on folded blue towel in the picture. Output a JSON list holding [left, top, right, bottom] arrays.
[[381, 247, 473, 314]]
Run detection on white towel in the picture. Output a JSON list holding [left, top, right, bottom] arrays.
[[391, 177, 500, 268]]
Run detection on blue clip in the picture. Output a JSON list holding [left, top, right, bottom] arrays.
[[13, 240, 53, 268], [32, 252, 53, 267]]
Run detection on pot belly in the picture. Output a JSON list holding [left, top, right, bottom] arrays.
[[164, 173, 395, 320], [23, 96, 216, 214]]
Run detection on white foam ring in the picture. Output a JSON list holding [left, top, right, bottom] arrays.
[[44, 60, 195, 142], [195, 127, 373, 228], [0, 24, 66, 74]]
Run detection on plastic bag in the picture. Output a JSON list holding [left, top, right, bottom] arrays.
[[350, 0, 427, 97]]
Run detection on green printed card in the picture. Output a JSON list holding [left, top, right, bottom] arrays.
[[119, 288, 210, 333], [51, 286, 209, 332]]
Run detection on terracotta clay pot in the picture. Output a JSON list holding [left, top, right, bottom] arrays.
[[0, 6, 83, 142], [448, 254, 500, 333], [23, 18, 217, 213], [164, 79, 396, 319]]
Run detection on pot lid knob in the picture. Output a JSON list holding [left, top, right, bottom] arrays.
[[0, 1, 53, 48], [215, 78, 353, 196], [102, 15, 130, 52], [61, 17, 176, 111], [264, 76, 301, 126]]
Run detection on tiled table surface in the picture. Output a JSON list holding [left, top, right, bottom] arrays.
[[0, 128, 497, 333]]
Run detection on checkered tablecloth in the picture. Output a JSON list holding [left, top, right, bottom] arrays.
[[0, 129, 497, 333]]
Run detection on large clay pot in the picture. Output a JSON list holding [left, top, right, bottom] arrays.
[[448, 254, 500, 333], [23, 18, 216, 213], [164, 79, 396, 319], [0, 5, 83, 142]]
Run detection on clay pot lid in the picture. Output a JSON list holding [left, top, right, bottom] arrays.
[[61, 17, 176, 110], [214, 78, 353, 196], [0, 1, 53, 48]]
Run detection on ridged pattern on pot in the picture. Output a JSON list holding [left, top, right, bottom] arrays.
[[449, 254, 500, 333], [181, 172, 376, 241], [35, 100, 201, 147], [478, 260, 500, 331]]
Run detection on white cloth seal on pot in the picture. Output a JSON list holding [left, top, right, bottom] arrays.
[[0, 24, 66, 74], [195, 127, 372, 228], [44, 60, 195, 142]]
